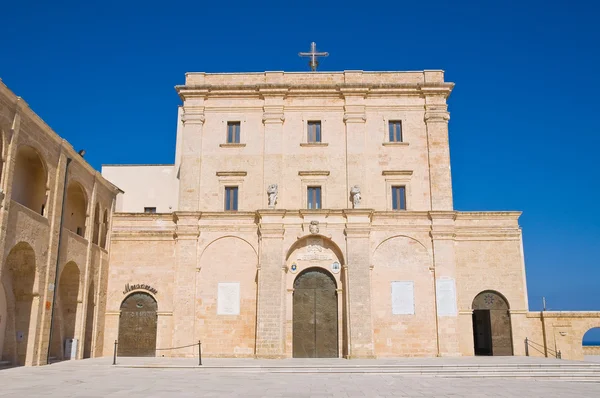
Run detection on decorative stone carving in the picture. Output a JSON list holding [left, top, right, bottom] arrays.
[[309, 220, 319, 234], [350, 185, 361, 208], [267, 184, 278, 208]]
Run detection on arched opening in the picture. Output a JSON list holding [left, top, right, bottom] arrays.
[[583, 327, 600, 361], [100, 209, 108, 249], [83, 281, 95, 358], [0, 282, 7, 361], [0, 133, 4, 187], [51, 262, 81, 360], [292, 268, 338, 358], [118, 292, 157, 357], [472, 290, 513, 356], [92, 204, 100, 244], [65, 182, 87, 237], [12, 146, 47, 215], [3, 242, 38, 365]]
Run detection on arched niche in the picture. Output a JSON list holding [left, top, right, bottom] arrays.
[[12, 146, 47, 215], [100, 209, 108, 249], [51, 261, 81, 360]]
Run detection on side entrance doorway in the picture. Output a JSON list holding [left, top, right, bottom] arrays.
[[292, 268, 338, 358], [118, 292, 157, 357], [472, 290, 513, 356]]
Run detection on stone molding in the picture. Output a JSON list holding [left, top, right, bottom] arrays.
[[382, 170, 413, 177], [216, 171, 247, 177], [219, 143, 246, 148], [298, 171, 330, 176]]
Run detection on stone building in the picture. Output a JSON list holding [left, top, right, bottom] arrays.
[[0, 80, 120, 365], [1, 68, 598, 366], [100, 69, 600, 360]]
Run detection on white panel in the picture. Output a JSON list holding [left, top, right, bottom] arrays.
[[391, 281, 414, 315], [217, 282, 240, 315], [436, 278, 458, 316]]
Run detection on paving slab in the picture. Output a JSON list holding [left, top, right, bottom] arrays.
[[0, 357, 599, 397]]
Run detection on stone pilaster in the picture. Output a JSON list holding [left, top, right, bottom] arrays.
[[344, 210, 374, 358], [178, 99, 206, 211], [430, 211, 460, 356], [424, 93, 453, 211], [342, 86, 368, 209], [255, 210, 286, 358], [172, 212, 199, 355], [261, 86, 286, 209]]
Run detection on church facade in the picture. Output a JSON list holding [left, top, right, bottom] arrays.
[[101, 70, 548, 359], [1, 69, 599, 366]]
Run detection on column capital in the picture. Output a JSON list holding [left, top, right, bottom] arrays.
[[181, 106, 205, 125]]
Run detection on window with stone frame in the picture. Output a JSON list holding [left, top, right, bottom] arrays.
[[307, 121, 322, 143], [227, 122, 241, 144], [144, 207, 157, 213], [307, 186, 322, 209], [389, 120, 403, 142], [392, 186, 406, 210], [225, 186, 239, 211]]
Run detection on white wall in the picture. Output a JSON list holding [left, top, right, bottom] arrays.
[[101, 165, 178, 213]]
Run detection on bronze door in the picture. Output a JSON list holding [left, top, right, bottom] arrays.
[[472, 310, 492, 355], [118, 292, 157, 357], [293, 269, 338, 358]]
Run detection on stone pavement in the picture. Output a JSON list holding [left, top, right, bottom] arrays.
[[1, 357, 599, 397]]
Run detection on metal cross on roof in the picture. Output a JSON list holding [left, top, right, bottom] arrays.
[[298, 42, 329, 71]]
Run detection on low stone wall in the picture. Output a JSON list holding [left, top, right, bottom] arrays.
[[583, 346, 600, 355]]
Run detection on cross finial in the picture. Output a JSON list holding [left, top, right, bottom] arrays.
[[298, 42, 329, 72]]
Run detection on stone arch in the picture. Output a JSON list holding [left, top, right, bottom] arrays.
[[285, 234, 345, 265], [472, 290, 513, 356], [197, 236, 258, 357], [117, 292, 158, 357], [371, 235, 435, 357], [50, 261, 81, 360], [65, 181, 88, 237], [83, 280, 95, 358], [12, 145, 47, 215], [100, 209, 108, 249], [372, 234, 429, 259], [292, 267, 339, 358], [2, 242, 39, 365], [92, 203, 100, 245]]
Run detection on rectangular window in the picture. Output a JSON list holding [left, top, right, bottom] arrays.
[[389, 120, 403, 142], [227, 122, 241, 144], [76, 227, 83, 236], [144, 207, 157, 213], [225, 186, 239, 211], [392, 186, 406, 210], [307, 186, 322, 209], [307, 121, 322, 143]]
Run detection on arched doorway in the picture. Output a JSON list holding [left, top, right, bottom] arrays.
[[51, 262, 81, 359], [118, 292, 157, 357], [293, 268, 338, 358], [83, 282, 95, 358], [65, 182, 88, 237], [3, 242, 38, 365], [472, 291, 513, 356], [12, 146, 47, 215]]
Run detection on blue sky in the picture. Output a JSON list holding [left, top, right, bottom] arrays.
[[2, 1, 599, 342]]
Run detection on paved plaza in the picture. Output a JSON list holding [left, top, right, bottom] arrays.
[[1, 357, 600, 397]]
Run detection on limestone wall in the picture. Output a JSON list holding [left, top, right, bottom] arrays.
[[584, 346, 600, 355], [0, 80, 119, 365]]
